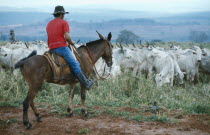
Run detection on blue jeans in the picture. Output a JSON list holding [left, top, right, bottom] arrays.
[[51, 46, 81, 74]]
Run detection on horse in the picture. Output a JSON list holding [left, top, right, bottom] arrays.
[[15, 31, 113, 129]]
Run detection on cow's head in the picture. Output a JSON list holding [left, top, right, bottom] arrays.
[[174, 72, 184, 84], [0, 47, 7, 57], [170, 45, 182, 51], [0, 54, 7, 57], [202, 48, 210, 57], [191, 46, 202, 62], [155, 73, 170, 87]]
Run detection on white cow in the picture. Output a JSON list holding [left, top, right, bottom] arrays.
[[166, 50, 184, 84], [30, 41, 48, 55], [172, 46, 202, 62], [175, 50, 200, 83], [94, 48, 126, 78], [0, 41, 48, 70], [95, 47, 142, 78], [4, 42, 27, 50], [121, 47, 151, 77], [0, 46, 32, 69], [146, 49, 175, 87], [202, 48, 210, 57], [190, 46, 202, 62], [170, 46, 202, 83], [120, 48, 140, 76], [200, 56, 210, 74], [169, 45, 182, 51]]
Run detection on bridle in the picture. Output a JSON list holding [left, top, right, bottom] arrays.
[[85, 39, 113, 80]]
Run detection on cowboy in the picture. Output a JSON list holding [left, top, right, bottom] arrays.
[[46, 5, 95, 89], [9, 29, 16, 43]]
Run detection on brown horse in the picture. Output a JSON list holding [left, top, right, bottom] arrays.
[[15, 32, 113, 129]]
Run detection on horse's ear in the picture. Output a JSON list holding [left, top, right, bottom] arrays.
[[96, 31, 104, 39], [107, 32, 112, 41]]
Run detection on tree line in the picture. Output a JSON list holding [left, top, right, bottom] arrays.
[[116, 30, 209, 44]]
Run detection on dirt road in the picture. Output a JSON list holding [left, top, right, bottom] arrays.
[[0, 106, 209, 135]]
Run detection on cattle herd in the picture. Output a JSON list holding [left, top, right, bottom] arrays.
[[95, 42, 210, 87], [0, 41, 210, 87], [0, 41, 48, 70]]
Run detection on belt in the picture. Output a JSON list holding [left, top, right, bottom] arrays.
[[49, 41, 65, 45]]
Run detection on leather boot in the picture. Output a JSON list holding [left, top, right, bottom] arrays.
[[75, 72, 95, 90]]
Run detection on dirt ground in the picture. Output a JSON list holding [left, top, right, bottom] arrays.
[[0, 106, 209, 135]]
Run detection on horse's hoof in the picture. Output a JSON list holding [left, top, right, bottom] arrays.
[[37, 116, 42, 122], [69, 112, 74, 117], [26, 123, 32, 129], [81, 109, 86, 114], [23, 120, 32, 129], [67, 107, 71, 112], [23, 120, 29, 125], [84, 112, 89, 117]]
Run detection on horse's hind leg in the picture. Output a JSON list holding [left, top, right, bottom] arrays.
[[30, 93, 42, 122], [23, 95, 30, 127], [23, 84, 43, 129], [67, 83, 76, 117]]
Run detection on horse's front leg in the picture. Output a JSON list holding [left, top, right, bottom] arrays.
[[67, 83, 76, 117], [80, 85, 88, 117]]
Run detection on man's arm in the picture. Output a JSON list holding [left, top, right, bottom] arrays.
[[64, 32, 75, 45]]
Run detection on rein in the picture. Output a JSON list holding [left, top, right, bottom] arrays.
[[84, 46, 111, 80]]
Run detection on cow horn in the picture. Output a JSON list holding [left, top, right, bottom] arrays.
[[24, 42, 29, 49], [146, 41, 149, 47], [132, 42, 136, 48], [119, 43, 123, 49], [125, 42, 129, 47], [139, 40, 142, 45], [116, 42, 120, 48]]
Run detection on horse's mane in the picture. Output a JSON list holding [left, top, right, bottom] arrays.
[[78, 39, 102, 49]]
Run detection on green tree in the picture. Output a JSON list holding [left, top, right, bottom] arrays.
[[189, 31, 208, 43], [116, 30, 140, 44]]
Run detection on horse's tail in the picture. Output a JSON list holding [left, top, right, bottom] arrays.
[[14, 50, 37, 69]]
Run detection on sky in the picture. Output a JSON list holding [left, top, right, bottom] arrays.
[[0, 0, 209, 13]]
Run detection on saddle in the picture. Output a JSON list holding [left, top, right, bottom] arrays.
[[43, 49, 80, 83]]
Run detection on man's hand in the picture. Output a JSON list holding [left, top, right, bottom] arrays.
[[70, 41, 75, 45]]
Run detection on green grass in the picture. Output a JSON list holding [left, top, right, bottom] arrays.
[[78, 128, 89, 134], [0, 41, 8, 46], [130, 114, 172, 123], [185, 103, 210, 114], [0, 119, 18, 126], [0, 64, 209, 123], [0, 101, 21, 107]]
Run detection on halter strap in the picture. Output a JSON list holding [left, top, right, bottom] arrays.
[[84, 46, 111, 80]]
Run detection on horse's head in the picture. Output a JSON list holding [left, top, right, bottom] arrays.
[[97, 31, 113, 67]]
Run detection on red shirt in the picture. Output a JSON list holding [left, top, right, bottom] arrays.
[[46, 18, 70, 50]]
